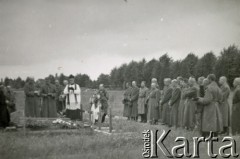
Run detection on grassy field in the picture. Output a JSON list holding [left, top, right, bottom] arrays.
[[0, 91, 240, 159]]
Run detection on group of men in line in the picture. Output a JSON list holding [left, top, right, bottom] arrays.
[[0, 73, 110, 128], [0, 85, 16, 128], [24, 75, 82, 120], [123, 74, 240, 137], [24, 74, 110, 123]]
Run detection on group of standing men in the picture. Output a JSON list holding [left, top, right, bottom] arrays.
[[123, 74, 240, 136], [24, 75, 82, 120]]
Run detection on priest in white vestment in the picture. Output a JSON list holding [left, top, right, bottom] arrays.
[[63, 75, 81, 120]]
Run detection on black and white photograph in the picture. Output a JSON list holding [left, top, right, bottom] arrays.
[[0, 0, 240, 158]]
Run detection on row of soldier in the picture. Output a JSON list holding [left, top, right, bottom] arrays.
[[24, 75, 83, 120], [123, 74, 240, 137], [24, 78, 66, 118]]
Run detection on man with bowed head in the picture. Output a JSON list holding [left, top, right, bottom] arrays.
[[183, 77, 198, 130], [169, 79, 181, 129], [219, 76, 230, 135], [231, 77, 240, 135], [196, 74, 223, 137]]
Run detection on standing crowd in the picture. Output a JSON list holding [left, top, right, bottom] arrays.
[[1, 73, 240, 137], [123, 74, 240, 136]]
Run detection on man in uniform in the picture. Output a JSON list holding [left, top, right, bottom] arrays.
[[219, 76, 230, 135], [160, 78, 172, 126], [197, 74, 223, 137], [138, 81, 148, 122], [123, 82, 132, 120], [130, 81, 139, 121], [55, 79, 64, 115]]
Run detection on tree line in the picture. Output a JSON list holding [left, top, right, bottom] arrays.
[[1, 45, 240, 89], [110, 45, 240, 89]]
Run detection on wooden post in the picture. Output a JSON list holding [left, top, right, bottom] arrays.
[[89, 111, 92, 125], [109, 95, 114, 133], [23, 110, 26, 136], [80, 104, 83, 121], [98, 111, 102, 130]]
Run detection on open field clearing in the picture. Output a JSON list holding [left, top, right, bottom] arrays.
[[0, 91, 239, 159]]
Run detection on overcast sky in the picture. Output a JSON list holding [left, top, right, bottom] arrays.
[[0, 0, 240, 80]]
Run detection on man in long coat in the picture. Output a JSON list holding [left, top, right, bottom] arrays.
[[197, 74, 223, 137], [147, 82, 160, 124], [160, 78, 172, 126], [178, 79, 188, 128], [123, 82, 132, 119], [232, 78, 240, 135], [41, 79, 57, 118], [63, 75, 81, 120], [55, 79, 64, 114], [130, 81, 139, 121], [24, 77, 41, 117], [169, 79, 181, 128], [219, 76, 230, 135], [151, 78, 161, 120], [196, 76, 205, 132], [138, 81, 148, 123], [98, 84, 109, 123], [183, 77, 198, 130]]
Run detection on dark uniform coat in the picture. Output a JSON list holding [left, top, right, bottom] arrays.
[[130, 86, 139, 118], [178, 87, 188, 127], [232, 86, 240, 135], [40, 84, 57, 118], [147, 88, 160, 121], [198, 82, 223, 133], [183, 86, 198, 129], [123, 87, 132, 117], [220, 84, 230, 128], [55, 84, 64, 113], [138, 87, 148, 115], [169, 87, 181, 127], [161, 86, 173, 125], [24, 83, 41, 117]]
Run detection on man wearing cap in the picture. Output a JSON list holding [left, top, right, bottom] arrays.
[[63, 75, 81, 120]]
